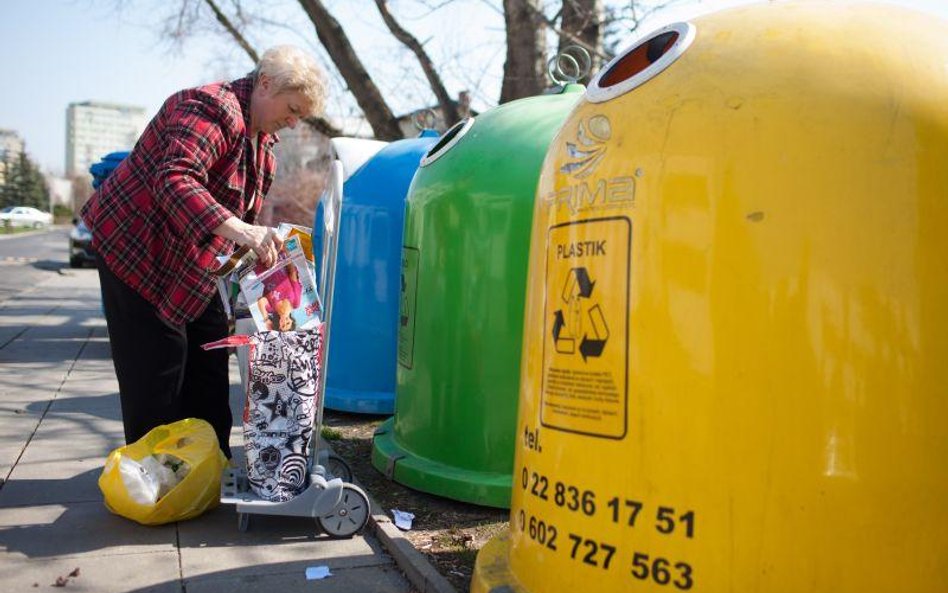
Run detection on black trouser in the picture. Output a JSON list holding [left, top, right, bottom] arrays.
[[98, 263, 232, 458]]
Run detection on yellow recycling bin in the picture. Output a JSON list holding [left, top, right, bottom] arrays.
[[473, 2, 948, 593]]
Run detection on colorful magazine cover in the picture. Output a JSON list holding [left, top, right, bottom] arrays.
[[212, 224, 316, 324], [239, 235, 321, 332]]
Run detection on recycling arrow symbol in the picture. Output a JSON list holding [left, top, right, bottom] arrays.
[[552, 267, 609, 361], [579, 305, 608, 361], [572, 267, 595, 298], [552, 310, 566, 342]]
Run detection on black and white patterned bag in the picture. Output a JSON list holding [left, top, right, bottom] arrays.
[[204, 325, 324, 502]]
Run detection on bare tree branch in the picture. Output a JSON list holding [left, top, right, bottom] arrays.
[[203, 0, 258, 61], [416, 0, 465, 10], [374, 0, 461, 126], [623, 0, 682, 34], [475, 0, 505, 18], [299, 115, 343, 137], [296, 0, 404, 140], [200, 0, 343, 137]]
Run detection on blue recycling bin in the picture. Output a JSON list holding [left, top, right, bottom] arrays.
[[314, 130, 440, 414], [89, 151, 129, 189]]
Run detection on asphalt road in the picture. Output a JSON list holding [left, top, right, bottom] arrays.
[[0, 226, 78, 304]]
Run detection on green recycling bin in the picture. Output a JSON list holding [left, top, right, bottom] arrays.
[[372, 85, 584, 507]]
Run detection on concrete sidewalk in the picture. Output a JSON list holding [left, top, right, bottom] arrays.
[[0, 268, 419, 592]]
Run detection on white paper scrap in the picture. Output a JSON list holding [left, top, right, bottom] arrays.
[[305, 566, 332, 580], [391, 509, 415, 531]]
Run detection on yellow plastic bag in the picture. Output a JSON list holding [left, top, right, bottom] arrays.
[[98, 418, 227, 526]]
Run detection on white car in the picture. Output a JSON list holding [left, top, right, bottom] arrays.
[[0, 206, 53, 229]]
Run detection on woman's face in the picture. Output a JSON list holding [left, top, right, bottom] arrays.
[[251, 75, 311, 135], [276, 299, 294, 331]]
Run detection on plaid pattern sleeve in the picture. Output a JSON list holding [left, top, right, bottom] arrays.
[[154, 98, 236, 241], [81, 76, 278, 326]]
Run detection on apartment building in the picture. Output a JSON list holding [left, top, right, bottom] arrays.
[[65, 101, 147, 177], [0, 128, 25, 186]]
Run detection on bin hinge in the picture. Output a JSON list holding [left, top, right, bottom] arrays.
[[385, 454, 406, 480]]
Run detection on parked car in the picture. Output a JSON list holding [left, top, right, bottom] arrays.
[[0, 206, 53, 229], [69, 219, 96, 268]]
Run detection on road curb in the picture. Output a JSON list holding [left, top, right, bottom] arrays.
[[369, 511, 459, 593], [319, 437, 458, 593], [0, 227, 60, 241]]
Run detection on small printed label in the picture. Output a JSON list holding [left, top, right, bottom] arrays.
[[397, 247, 420, 369], [541, 217, 631, 439]]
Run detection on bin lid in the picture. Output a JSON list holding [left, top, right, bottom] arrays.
[[330, 137, 389, 181]]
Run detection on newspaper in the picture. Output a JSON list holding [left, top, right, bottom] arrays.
[[238, 234, 321, 332]]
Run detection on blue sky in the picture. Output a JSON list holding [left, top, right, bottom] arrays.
[[1, 2, 229, 174], [2, 0, 946, 175]]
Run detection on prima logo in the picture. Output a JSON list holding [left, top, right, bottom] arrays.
[[560, 115, 612, 179], [544, 113, 633, 214]]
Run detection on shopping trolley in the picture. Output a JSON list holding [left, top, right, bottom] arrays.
[[218, 159, 371, 538]]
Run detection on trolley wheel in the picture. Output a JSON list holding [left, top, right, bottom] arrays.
[[326, 453, 353, 482], [237, 512, 250, 532], [317, 484, 370, 538]]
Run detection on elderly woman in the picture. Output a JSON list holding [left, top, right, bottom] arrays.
[[81, 45, 326, 458]]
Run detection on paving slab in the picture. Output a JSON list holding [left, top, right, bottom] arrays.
[[18, 419, 124, 463], [184, 561, 412, 593], [0, 550, 182, 592], [0, 371, 62, 401], [0, 345, 85, 363], [0, 398, 48, 417], [178, 504, 389, 576], [0, 415, 42, 458], [0, 458, 103, 507], [0, 501, 176, 560], [0, 443, 25, 484], [57, 367, 119, 392], [46, 392, 121, 416]]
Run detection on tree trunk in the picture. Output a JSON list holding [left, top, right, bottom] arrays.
[[558, 0, 604, 84], [499, 0, 547, 103], [374, 0, 461, 127], [296, 0, 404, 140]]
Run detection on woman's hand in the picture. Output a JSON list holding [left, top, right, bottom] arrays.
[[214, 217, 284, 268], [242, 224, 283, 268]]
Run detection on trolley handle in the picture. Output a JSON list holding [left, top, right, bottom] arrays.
[[310, 159, 345, 469]]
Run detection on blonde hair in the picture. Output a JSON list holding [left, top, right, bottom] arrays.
[[254, 45, 327, 116]]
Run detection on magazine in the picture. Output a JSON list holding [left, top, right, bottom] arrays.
[[279, 223, 315, 264], [212, 224, 317, 324], [238, 235, 321, 332]]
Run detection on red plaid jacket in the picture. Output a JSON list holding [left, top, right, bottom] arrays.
[[82, 76, 277, 325]]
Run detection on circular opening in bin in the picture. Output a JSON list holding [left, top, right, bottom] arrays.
[[587, 22, 695, 104], [420, 117, 475, 167]]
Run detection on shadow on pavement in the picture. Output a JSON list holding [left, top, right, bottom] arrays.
[[0, 480, 375, 559], [25, 394, 122, 422], [30, 260, 69, 272], [119, 557, 412, 593]]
